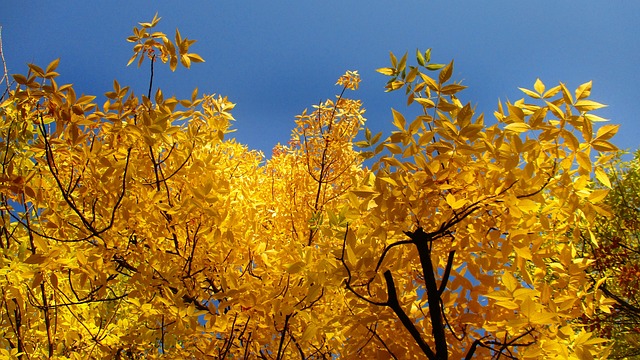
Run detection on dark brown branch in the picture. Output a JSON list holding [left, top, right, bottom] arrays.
[[383, 270, 436, 360], [0, 26, 11, 101], [516, 162, 557, 199], [276, 313, 293, 360], [366, 324, 399, 360], [339, 225, 387, 307], [601, 283, 640, 315], [147, 54, 155, 99], [409, 228, 448, 359], [439, 250, 456, 295], [374, 239, 415, 274]]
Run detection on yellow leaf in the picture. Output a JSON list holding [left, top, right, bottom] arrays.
[[379, 177, 398, 186], [405, 66, 419, 83], [445, 193, 466, 210], [518, 87, 540, 99], [513, 288, 538, 300], [542, 85, 561, 99], [533, 78, 545, 94], [376, 67, 395, 76], [25, 254, 46, 264], [520, 296, 536, 319], [383, 143, 402, 154], [496, 300, 519, 310], [286, 262, 306, 274], [351, 188, 377, 197], [594, 124, 619, 141], [574, 100, 607, 112], [12, 74, 29, 85], [502, 272, 518, 292], [46, 58, 60, 74], [418, 131, 434, 146], [575, 80, 592, 100], [187, 53, 205, 63], [28, 63, 45, 77], [584, 113, 609, 122], [414, 98, 435, 108], [440, 84, 467, 95], [300, 324, 318, 342], [181, 54, 191, 68], [517, 199, 539, 213], [545, 100, 565, 119], [594, 167, 611, 188], [505, 123, 531, 133], [560, 83, 574, 104], [419, 73, 439, 91], [514, 246, 532, 260], [591, 140, 618, 152], [391, 108, 406, 130], [439, 60, 453, 84], [50, 273, 59, 289], [529, 310, 556, 325], [588, 189, 609, 203], [582, 116, 594, 143], [576, 151, 591, 172]]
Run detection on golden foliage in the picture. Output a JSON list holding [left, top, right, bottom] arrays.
[[0, 17, 618, 359]]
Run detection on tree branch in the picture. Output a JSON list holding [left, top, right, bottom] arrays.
[[383, 270, 436, 360]]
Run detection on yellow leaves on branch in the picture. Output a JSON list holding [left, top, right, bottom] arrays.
[[336, 70, 361, 90], [0, 30, 621, 360], [127, 12, 204, 71]]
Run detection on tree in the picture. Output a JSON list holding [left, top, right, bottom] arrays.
[[0, 14, 617, 359], [581, 151, 640, 359]]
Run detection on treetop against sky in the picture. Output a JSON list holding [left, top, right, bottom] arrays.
[[2, 1, 639, 154], [0, 4, 634, 359]]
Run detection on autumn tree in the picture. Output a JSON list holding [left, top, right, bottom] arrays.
[[329, 50, 618, 359], [0, 14, 618, 359], [581, 151, 640, 359]]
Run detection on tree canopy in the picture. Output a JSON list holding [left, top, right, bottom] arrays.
[[582, 152, 640, 359], [0, 15, 621, 359]]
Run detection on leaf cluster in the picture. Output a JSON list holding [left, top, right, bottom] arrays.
[[0, 22, 622, 360]]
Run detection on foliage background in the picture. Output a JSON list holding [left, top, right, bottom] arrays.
[[0, 1, 636, 359], [2, 1, 639, 154]]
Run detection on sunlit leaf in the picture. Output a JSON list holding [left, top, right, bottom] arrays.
[[575, 100, 606, 112], [505, 123, 531, 133]]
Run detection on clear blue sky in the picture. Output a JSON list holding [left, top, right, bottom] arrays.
[[2, 1, 639, 155]]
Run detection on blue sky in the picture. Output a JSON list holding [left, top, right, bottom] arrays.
[[2, 1, 639, 156]]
